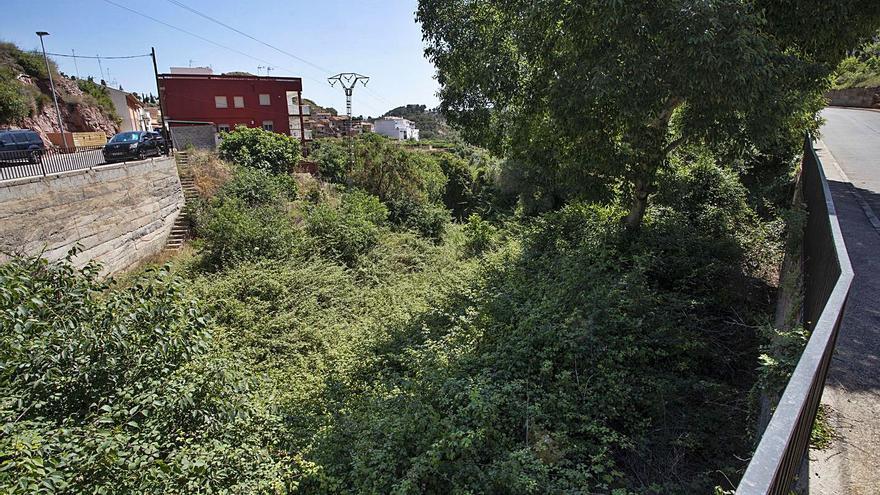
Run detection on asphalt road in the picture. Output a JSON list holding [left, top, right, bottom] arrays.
[[808, 107, 880, 495]]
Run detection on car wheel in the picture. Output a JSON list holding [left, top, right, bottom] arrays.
[[137, 149, 146, 160], [27, 150, 41, 164]]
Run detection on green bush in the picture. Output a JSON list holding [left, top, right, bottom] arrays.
[[388, 197, 451, 241], [311, 138, 350, 183], [305, 190, 388, 265], [219, 126, 302, 174], [349, 133, 446, 206], [197, 198, 300, 270], [0, 253, 298, 493], [0, 77, 29, 123], [463, 213, 497, 255], [219, 166, 297, 207], [76, 77, 118, 119]]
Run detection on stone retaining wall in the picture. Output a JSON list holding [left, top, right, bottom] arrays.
[[0, 157, 184, 275], [826, 87, 880, 108]]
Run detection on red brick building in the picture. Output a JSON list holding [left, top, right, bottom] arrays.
[[157, 72, 311, 145]]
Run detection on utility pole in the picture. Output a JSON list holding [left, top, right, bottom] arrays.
[[328, 72, 369, 166], [36, 32, 70, 151], [71, 49, 80, 79], [97, 54, 105, 82], [151, 47, 168, 140]]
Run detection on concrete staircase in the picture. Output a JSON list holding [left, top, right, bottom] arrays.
[[166, 152, 197, 252]]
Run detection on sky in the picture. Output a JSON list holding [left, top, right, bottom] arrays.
[[0, 0, 440, 117]]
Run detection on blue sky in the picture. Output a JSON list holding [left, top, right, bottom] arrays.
[[0, 0, 439, 117]]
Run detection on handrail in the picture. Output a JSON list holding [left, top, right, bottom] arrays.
[[736, 137, 854, 494]]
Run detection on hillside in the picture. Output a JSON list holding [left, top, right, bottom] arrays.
[[0, 42, 119, 142], [382, 104, 457, 140], [833, 33, 880, 89], [303, 98, 338, 116]]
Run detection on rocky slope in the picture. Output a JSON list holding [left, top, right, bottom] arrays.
[[17, 75, 119, 144]]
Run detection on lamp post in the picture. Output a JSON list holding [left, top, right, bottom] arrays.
[[36, 31, 70, 151]]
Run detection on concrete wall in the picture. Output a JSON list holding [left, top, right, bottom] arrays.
[[0, 156, 183, 275], [170, 125, 217, 150], [826, 87, 880, 108]]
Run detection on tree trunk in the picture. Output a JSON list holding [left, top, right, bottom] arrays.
[[623, 176, 650, 229]]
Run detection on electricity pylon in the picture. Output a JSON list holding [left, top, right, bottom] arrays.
[[328, 73, 369, 166]]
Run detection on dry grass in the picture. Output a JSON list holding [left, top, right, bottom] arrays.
[[187, 149, 232, 199]]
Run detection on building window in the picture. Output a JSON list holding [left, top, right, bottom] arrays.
[[262, 120, 274, 131], [217, 124, 231, 133], [233, 96, 244, 108], [259, 94, 271, 106], [214, 96, 228, 108]]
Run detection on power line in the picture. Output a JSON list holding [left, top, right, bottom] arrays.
[[45, 51, 150, 59], [164, 0, 332, 75], [161, 0, 394, 111], [100, 0, 285, 72], [100, 0, 388, 115]]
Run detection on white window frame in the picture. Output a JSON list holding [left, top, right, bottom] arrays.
[[217, 124, 231, 133], [214, 96, 228, 108], [259, 94, 271, 106], [233, 96, 244, 108], [262, 120, 274, 131]]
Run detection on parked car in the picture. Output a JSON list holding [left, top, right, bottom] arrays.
[[102, 131, 162, 163], [147, 131, 169, 154], [0, 129, 46, 164]]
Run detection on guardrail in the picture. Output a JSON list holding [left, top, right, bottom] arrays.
[[737, 137, 854, 494], [0, 145, 168, 181]]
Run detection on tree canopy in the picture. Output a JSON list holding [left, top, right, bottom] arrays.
[[417, 0, 880, 226]]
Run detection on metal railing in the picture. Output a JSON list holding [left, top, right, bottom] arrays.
[[737, 138, 854, 494], [0, 145, 167, 181]]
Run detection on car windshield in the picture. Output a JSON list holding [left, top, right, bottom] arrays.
[[110, 132, 142, 143]]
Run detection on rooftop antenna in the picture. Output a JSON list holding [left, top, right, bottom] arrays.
[[328, 72, 369, 165], [257, 65, 264, 75]]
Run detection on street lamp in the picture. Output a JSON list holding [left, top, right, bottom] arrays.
[[36, 31, 70, 151]]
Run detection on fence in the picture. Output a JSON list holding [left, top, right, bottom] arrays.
[[736, 138, 854, 494], [0, 146, 166, 181]]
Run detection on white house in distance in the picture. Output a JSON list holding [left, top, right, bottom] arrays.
[[373, 116, 419, 141], [105, 86, 151, 132]]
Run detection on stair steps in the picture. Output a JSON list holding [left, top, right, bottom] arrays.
[[165, 162, 197, 252]]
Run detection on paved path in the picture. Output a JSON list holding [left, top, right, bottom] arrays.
[[808, 107, 880, 495]]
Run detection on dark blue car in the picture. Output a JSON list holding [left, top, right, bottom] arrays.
[[0, 129, 46, 164]]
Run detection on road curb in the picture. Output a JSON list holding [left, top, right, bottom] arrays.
[[814, 138, 880, 237]]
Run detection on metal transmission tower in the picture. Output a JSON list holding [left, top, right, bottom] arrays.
[[328, 73, 369, 165]]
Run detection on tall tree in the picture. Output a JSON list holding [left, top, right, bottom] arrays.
[[418, 0, 880, 227]]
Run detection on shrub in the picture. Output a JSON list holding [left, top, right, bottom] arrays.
[[76, 77, 118, 119], [311, 138, 350, 183], [219, 126, 302, 174], [388, 198, 451, 241], [219, 166, 297, 207], [305, 190, 388, 265], [349, 133, 446, 206], [462, 213, 497, 255], [0, 77, 29, 123], [197, 198, 300, 270], [0, 254, 298, 493]]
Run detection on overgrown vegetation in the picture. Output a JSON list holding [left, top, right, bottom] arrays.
[[833, 33, 880, 88], [76, 76, 119, 120], [219, 126, 302, 174], [4, 1, 880, 491], [0, 42, 58, 123]]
